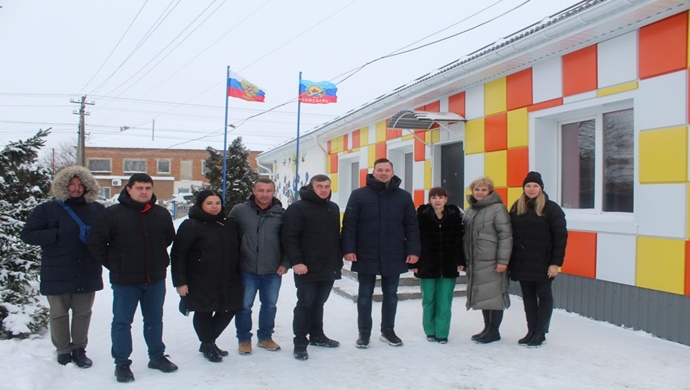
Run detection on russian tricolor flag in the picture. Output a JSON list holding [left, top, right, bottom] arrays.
[[227, 70, 265, 102]]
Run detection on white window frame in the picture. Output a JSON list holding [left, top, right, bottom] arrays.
[[123, 159, 147, 174], [88, 158, 111, 173], [157, 159, 171, 174], [531, 94, 637, 234]]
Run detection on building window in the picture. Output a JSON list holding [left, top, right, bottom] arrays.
[[180, 160, 193, 180], [201, 159, 209, 176], [123, 159, 147, 173], [88, 158, 111, 173], [560, 108, 633, 212], [100, 187, 111, 199], [157, 159, 171, 174]]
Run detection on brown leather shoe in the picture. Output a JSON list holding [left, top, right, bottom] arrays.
[[257, 339, 281, 351], [238, 341, 252, 355]]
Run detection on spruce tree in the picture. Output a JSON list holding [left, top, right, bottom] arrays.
[[204, 137, 258, 210], [0, 129, 51, 339]]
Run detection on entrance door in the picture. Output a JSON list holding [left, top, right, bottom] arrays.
[[441, 142, 464, 208]]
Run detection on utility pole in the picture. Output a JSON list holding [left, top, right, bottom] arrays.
[[71, 95, 94, 167]]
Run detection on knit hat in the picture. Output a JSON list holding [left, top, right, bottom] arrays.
[[522, 171, 544, 189], [195, 189, 222, 207]]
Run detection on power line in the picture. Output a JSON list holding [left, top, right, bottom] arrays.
[[98, 0, 225, 101], [88, 0, 181, 96], [79, 1, 149, 93]]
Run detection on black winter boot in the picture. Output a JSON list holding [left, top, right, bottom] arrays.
[[71, 347, 93, 368], [471, 310, 491, 341], [474, 310, 503, 344], [200, 342, 223, 363], [356, 330, 371, 349], [213, 342, 229, 357], [518, 331, 535, 345], [527, 333, 546, 347], [380, 328, 403, 346]]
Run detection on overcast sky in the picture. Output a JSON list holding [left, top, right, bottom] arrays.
[[0, 0, 583, 153]]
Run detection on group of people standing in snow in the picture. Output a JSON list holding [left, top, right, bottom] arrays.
[[21, 157, 567, 383]]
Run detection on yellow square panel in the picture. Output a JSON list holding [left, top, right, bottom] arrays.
[[424, 160, 432, 190], [402, 133, 414, 141], [507, 108, 528, 148], [484, 77, 507, 116], [330, 172, 338, 193], [327, 156, 331, 173], [507, 187, 523, 209], [464, 188, 471, 209], [376, 120, 387, 143], [597, 81, 638, 97], [367, 144, 376, 168], [484, 150, 507, 188], [685, 184, 690, 238], [465, 118, 485, 155], [636, 236, 685, 294], [639, 126, 688, 183], [360, 127, 370, 146], [430, 129, 441, 144]]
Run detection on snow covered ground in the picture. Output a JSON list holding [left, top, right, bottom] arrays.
[[2, 218, 689, 389], [3, 273, 689, 390]]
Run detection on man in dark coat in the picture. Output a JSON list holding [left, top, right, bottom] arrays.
[[341, 158, 421, 348], [88, 173, 177, 383], [21, 165, 104, 368], [282, 175, 342, 360]]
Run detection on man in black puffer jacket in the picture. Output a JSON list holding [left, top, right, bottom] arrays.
[[88, 173, 177, 383], [282, 175, 342, 361], [341, 158, 421, 348], [21, 165, 104, 368]]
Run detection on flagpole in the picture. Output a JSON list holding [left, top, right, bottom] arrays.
[[222, 65, 230, 205], [294, 71, 302, 196]]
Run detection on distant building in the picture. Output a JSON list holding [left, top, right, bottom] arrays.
[[85, 137, 260, 200]]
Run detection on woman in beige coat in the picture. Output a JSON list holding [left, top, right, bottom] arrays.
[[463, 177, 512, 344]]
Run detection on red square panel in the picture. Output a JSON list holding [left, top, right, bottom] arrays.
[[485, 113, 507, 152], [494, 187, 508, 207], [449, 92, 466, 118], [639, 12, 688, 79], [507, 68, 533, 110], [413, 189, 425, 208], [563, 45, 597, 96], [507, 147, 529, 187], [561, 231, 597, 278]]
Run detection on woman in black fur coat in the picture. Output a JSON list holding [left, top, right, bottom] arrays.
[[413, 187, 465, 344]]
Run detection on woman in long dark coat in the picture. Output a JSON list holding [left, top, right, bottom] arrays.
[[414, 187, 465, 344], [509, 172, 568, 347], [170, 190, 242, 362]]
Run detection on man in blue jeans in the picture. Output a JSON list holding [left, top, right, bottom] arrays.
[[88, 173, 177, 383], [229, 178, 287, 355], [341, 158, 420, 348]]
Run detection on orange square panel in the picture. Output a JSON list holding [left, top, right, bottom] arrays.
[[494, 187, 508, 207], [562, 45, 597, 96], [507, 147, 529, 187], [562, 231, 597, 278], [414, 189, 425, 208], [507, 68, 533, 110], [485, 113, 507, 152], [639, 12, 688, 79]]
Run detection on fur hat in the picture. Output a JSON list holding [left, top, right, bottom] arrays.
[[522, 171, 544, 189], [51, 165, 101, 203]]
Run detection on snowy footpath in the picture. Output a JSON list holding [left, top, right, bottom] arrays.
[[2, 271, 689, 390]]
